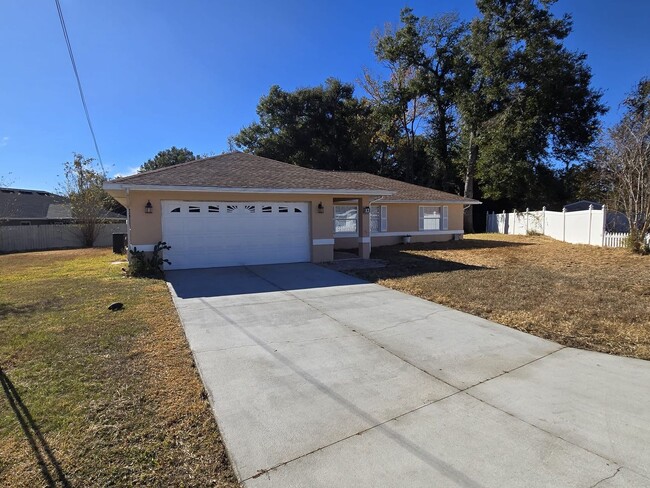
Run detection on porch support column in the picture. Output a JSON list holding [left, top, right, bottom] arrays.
[[358, 196, 371, 259]]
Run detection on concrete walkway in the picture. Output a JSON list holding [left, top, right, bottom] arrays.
[[167, 263, 650, 488]]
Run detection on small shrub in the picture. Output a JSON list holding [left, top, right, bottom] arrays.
[[625, 232, 650, 255], [128, 241, 171, 278]]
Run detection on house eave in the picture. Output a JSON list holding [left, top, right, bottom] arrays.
[[374, 199, 482, 205], [103, 183, 393, 197]]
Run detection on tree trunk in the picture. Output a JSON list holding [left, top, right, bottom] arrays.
[[437, 107, 452, 189], [464, 130, 479, 233]]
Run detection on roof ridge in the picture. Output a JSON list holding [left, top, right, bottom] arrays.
[[0, 187, 58, 194], [112, 151, 307, 183], [112, 152, 230, 182]]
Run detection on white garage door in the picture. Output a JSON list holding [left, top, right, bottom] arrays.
[[161, 201, 311, 269]]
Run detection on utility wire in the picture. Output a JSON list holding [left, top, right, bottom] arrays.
[[54, 0, 105, 174]]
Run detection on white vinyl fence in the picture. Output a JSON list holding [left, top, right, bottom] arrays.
[[0, 223, 127, 253], [486, 206, 632, 248], [603, 232, 628, 248]]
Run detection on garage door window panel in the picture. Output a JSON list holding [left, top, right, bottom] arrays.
[[161, 200, 310, 269]]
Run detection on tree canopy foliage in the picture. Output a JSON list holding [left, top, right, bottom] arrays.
[[59, 153, 111, 247], [597, 78, 650, 252], [230, 1, 609, 230], [139, 146, 197, 173], [229, 79, 378, 172]]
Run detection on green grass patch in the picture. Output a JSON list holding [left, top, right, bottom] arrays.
[[0, 248, 237, 487]]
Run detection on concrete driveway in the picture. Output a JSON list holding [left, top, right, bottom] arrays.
[[167, 263, 650, 488]]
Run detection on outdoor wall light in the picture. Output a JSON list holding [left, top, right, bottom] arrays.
[[317, 202, 324, 213], [144, 200, 153, 214], [363, 206, 371, 214]]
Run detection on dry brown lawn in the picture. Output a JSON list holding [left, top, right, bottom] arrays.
[[354, 234, 650, 361], [0, 248, 238, 487]]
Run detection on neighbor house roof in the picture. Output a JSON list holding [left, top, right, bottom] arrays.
[[0, 187, 125, 221], [106, 152, 479, 203], [0, 187, 71, 220], [564, 200, 604, 212]]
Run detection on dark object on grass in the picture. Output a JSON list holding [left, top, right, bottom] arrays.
[[108, 302, 124, 311]]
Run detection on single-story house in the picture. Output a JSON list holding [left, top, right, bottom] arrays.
[[104, 152, 480, 270]]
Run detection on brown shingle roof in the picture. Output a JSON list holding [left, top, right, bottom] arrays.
[[334, 172, 477, 203], [107, 152, 478, 203], [109, 153, 387, 193]]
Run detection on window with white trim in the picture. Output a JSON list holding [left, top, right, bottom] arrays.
[[370, 205, 387, 233], [419, 206, 448, 230], [334, 205, 358, 235]]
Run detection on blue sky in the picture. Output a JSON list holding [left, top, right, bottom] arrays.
[[1, 0, 648, 192]]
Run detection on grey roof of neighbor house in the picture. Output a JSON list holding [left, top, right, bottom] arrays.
[[0, 187, 71, 220], [0, 187, 125, 221], [107, 152, 479, 204], [564, 200, 604, 211]]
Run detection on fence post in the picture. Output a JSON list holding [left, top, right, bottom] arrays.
[[601, 204, 607, 247], [503, 209, 507, 234], [542, 206, 546, 235], [587, 203, 594, 244], [525, 208, 529, 234], [562, 207, 566, 242]]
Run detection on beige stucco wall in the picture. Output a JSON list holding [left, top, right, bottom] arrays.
[[127, 190, 377, 262], [370, 234, 457, 248], [123, 190, 468, 263], [374, 202, 464, 232], [334, 202, 464, 250], [127, 190, 336, 246]]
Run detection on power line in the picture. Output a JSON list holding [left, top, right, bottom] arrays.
[[54, 0, 105, 174]]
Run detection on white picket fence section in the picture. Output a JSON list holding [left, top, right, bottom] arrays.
[[486, 205, 633, 248], [603, 232, 628, 248], [0, 223, 127, 253]]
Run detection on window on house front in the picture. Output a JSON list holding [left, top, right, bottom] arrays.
[[334, 205, 358, 235], [370, 206, 387, 233], [419, 206, 448, 230]]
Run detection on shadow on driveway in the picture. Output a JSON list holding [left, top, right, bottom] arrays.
[[166, 262, 369, 299]]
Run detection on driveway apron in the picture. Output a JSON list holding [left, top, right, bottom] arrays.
[[167, 263, 650, 488]]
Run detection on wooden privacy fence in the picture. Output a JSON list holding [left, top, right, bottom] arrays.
[[0, 223, 127, 253], [486, 206, 632, 248]]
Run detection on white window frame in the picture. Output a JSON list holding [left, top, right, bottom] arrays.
[[334, 204, 359, 236], [370, 205, 388, 233], [419, 206, 448, 231]]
